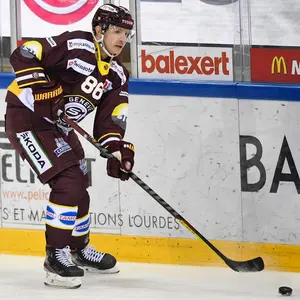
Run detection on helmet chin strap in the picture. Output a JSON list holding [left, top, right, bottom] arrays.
[[92, 31, 117, 58]]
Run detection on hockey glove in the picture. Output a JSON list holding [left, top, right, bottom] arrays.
[[32, 81, 64, 121], [105, 141, 135, 181]]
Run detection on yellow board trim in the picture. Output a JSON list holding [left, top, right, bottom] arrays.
[[1, 228, 300, 272]]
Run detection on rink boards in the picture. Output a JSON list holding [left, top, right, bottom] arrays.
[[1, 73, 300, 271]]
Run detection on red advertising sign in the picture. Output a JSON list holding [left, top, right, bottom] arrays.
[[138, 46, 233, 81], [23, 0, 99, 25], [251, 48, 300, 83]]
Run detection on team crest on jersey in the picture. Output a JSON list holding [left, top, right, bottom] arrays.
[[54, 137, 71, 157], [64, 96, 95, 123], [67, 58, 95, 76], [67, 39, 95, 53]]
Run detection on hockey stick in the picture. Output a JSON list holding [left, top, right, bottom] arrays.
[[59, 112, 264, 272]]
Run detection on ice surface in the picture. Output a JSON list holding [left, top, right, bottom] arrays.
[[1, 254, 300, 299]]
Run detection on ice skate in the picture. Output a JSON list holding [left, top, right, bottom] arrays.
[[71, 245, 119, 274], [44, 246, 84, 289]]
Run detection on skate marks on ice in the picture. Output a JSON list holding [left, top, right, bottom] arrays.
[[0, 254, 300, 300]]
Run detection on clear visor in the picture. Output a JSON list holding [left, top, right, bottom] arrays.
[[107, 25, 135, 43]]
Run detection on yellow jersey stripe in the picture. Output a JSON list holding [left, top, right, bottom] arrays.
[[15, 67, 44, 75], [18, 80, 47, 88], [7, 79, 23, 96], [98, 132, 122, 142]]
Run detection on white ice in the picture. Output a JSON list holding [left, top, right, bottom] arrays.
[[0, 254, 299, 300]]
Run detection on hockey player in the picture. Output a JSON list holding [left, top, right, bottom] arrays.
[[5, 4, 135, 289]]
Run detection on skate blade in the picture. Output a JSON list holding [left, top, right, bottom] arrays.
[[82, 263, 120, 274], [44, 272, 82, 289]]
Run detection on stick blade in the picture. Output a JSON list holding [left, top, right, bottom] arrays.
[[225, 256, 264, 272]]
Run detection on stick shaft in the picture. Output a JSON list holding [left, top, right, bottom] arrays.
[[61, 113, 264, 272]]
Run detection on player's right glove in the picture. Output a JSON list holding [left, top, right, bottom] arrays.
[[104, 140, 135, 181], [31, 81, 64, 121]]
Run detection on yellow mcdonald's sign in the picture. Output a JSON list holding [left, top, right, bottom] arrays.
[[271, 56, 287, 75]]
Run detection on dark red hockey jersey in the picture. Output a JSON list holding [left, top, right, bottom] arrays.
[[7, 30, 129, 147]]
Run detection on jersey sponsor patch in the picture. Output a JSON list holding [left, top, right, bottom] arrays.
[[110, 61, 127, 85], [54, 137, 72, 157], [20, 45, 36, 59], [16, 131, 52, 174], [58, 212, 77, 226], [119, 91, 128, 97], [46, 37, 57, 47], [111, 103, 128, 130], [72, 214, 90, 237], [34, 85, 63, 101], [46, 202, 78, 230], [67, 38, 95, 53], [67, 58, 95, 76], [64, 95, 95, 123], [20, 41, 43, 60]]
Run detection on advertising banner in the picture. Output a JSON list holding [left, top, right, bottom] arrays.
[[0, 132, 185, 236], [239, 99, 300, 244], [3, 85, 300, 245], [0, 90, 242, 241], [23, 0, 99, 25], [138, 46, 233, 81], [251, 48, 300, 83], [1, 1, 101, 38]]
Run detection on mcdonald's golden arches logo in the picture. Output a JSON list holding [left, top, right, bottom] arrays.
[[271, 56, 287, 75]]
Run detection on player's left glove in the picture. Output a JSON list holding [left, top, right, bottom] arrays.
[[104, 140, 135, 181]]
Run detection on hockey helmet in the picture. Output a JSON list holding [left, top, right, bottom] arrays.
[[92, 4, 134, 32]]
